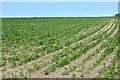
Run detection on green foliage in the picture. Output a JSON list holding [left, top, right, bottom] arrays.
[[2, 17, 109, 67], [2, 17, 118, 78]]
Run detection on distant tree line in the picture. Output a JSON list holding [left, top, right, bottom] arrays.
[[115, 14, 120, 20]]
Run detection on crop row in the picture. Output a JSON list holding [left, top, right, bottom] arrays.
[[3, 18, 111, 68], [2, 18, 113, 77], [81, 31, 118, 77], [3, 18, 109, 55], [96, 50, 119, 78], [26, 21, 114, 76], [44, 20, 117, 75], [57, 20, 118, 76], [64, 29, 118, 77]]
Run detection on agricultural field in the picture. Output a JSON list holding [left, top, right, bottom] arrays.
[[1, 17, 119, 78]]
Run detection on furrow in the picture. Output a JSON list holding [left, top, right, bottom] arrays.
[[83, 46, 118, 78], [4, 19, 111, 73]]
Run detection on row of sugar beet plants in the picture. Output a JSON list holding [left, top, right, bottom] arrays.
[[27, 25, 109, 74], [79, 19, 118, 76], [2, 17, 108, 56], [63, 21, 118, 76], [82, 31, 118, 77], [62, 19, 117, 76], [61, 19, 112, 47], [44, 42, 90, 75], [51, 19, 115, 65], [5, 26, 116, 78], [87, 19, 115, 43], [89, 18, 117, 44], [69, 30, 118, 78], [43, 19, 115, 75], [92, 24, 118, 69], [3, 18, 102, 67], [2, 17, 109, 55], [16, 18, 112, 76], [33, 18, 110, 54], [96, 33, 119, 78], [28, 33, 103, 75], [96, 50, 119, 78], [2, 18, 109, 76], [2, 18, 112, 78], [5, 18, 110, 67], [20, 19, 111, 75]]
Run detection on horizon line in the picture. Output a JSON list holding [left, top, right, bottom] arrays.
[[0, 15, 115, 18]]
